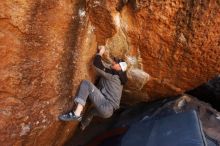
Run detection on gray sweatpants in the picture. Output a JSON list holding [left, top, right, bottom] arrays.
[[74, 80, 113, 118]]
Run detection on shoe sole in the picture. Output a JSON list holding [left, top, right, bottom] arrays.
[[58, 116, 82, 122]]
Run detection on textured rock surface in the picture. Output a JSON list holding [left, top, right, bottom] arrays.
[[0, 0, 220, 145], [0, 0, 97, 145]]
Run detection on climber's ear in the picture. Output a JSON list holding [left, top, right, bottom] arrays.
[[112, 61, 117, 65]]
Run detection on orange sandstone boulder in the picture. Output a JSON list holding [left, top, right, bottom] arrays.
[[0, 0, 219, 145]]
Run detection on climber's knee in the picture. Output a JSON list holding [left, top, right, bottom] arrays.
[[81, 80, 90, 86]]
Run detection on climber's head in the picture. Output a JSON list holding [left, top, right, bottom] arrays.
[[111, 57, 127, 72]]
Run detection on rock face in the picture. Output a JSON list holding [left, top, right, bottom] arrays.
[[0, 0, 219, 145]]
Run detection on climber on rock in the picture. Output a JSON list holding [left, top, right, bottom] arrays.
[[116, 0, 140, 12], [58, 46, 128, 130]]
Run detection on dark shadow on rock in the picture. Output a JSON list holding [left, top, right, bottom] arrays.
[[56, 0, 86, 113], [187, 75, 220, 111]]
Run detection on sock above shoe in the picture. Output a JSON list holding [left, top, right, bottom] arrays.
[[74, 111, 81, 117]]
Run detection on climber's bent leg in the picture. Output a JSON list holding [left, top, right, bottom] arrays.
[[74, 80, 96, 106], [59, 80, 113, 122], [85, 83, 114, 118], [74, 79, 109, 116], [79, 85, 114, 130], [59, 80, 95, 121], [74, 79, 113, 118], [75, 81, 114, 129]]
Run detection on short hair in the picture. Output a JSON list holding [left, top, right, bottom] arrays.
[[113, 57, 125, 64]]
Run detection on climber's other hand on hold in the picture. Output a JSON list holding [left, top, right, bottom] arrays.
[[98, 46, 106, 56]]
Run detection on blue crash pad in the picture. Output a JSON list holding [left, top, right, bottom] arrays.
[[121, 110, 207, 146]]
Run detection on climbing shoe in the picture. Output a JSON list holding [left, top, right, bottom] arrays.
[[58, 112, 82, 121]]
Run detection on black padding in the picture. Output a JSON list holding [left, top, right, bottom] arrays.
[[121, 110, 207, 146]]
